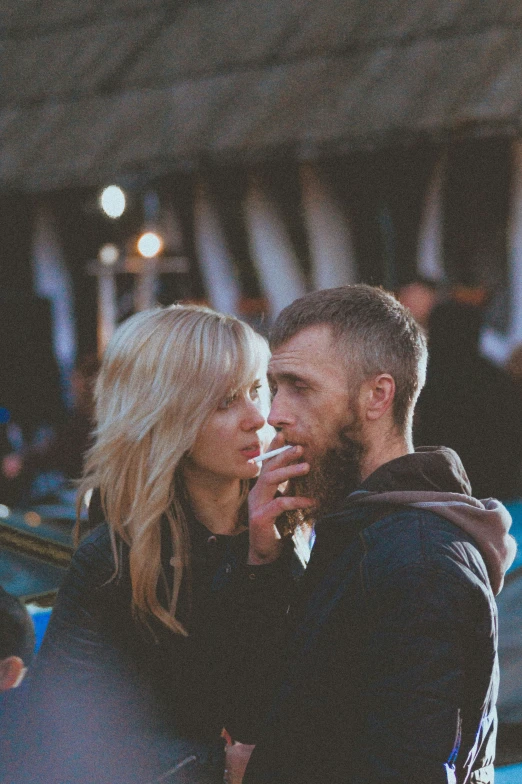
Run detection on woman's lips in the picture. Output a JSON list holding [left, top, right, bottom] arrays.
[[241, 446, 261, 460]]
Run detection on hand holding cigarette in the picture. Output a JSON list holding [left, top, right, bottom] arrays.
[[247, 434, 315, 565]]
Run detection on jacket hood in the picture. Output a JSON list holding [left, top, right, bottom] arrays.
[[349, 446, 516, 595]]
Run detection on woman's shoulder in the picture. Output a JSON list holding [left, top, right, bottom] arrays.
[[77, 521, 113, 555], [70, 523, 123, 588]]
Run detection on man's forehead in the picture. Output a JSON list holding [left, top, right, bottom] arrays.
[[268, 324, 343, 376]]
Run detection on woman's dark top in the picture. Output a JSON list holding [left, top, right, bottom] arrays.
[[0, 497, 296, 784]]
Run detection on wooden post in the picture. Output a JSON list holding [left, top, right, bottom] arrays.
[[87, 254, 189, 357], [134, 258, 157, 312], [96, 268, 117, 358]]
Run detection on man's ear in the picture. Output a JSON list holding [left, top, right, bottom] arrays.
[[360, 374, 395, 421], [0, 656, 26, 691]]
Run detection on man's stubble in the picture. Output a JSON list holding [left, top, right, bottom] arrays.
[[279, 408, 365, 534]]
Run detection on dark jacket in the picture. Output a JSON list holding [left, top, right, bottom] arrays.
[[243, 447, 515, 784], [0, 503, 297, 784]]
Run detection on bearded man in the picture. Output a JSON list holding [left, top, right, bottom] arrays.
[[236, 286, 515, 784]]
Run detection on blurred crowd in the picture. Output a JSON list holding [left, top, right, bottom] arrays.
[[0, 354, 99, 508], [0, 285, 521, 509], [398, 279, 522, 501]]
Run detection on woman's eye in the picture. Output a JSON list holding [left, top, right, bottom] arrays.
[[250, 384, 262, 400], [218, 393, 237, 410]]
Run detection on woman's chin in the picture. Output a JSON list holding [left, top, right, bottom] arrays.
[[242, 462, 261, 480]]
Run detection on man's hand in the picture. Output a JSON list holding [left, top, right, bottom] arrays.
[[247, 434, 314, 565]]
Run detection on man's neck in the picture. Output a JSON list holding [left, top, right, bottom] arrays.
[[359, 428, 412, 484]]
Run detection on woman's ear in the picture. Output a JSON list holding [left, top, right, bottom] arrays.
[[0, 655, 26, 691], [361, 374, 396, 421]]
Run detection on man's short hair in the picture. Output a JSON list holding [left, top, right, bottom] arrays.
[[0, 586, 35, 665], [270, 285, 428, 432]]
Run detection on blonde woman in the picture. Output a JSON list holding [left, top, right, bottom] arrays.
[[2, 305, 311, 784]]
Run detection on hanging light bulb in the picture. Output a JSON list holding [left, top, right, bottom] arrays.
[[98, 243, 119, 265], [99, 186, 126, 218], [137, 231, 163, 258]]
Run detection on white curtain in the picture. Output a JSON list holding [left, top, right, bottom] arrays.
[[193, 178, 240, 315], [417, 155, 446, 283], [300, 163, 357, 289], [32, 203, 77, 405], [481, 140, 522, 365], [243, 173, 307, 320]]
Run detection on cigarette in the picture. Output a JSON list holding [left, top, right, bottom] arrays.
[[253, 444, 293, 463]]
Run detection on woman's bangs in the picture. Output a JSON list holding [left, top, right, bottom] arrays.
[[226, 326, 268, 395], [202, 325, 266, 407]]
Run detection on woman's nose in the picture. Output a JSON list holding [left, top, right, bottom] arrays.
[[242, 399, 266, 431]]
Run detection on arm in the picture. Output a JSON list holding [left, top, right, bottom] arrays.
[[359, 563, 490, 783], [216, 437, 315, 743]]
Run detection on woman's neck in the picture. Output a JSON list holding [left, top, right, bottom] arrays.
[[182, 468, 245, 535]]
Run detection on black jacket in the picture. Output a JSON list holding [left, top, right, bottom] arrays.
[[0, 506, 296, 784], [242, 448, 513, 784]]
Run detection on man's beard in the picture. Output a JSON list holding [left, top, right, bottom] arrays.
[[278, 420, 365, 536]]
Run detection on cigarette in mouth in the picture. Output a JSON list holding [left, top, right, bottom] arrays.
[[253, 444, 293, 463]]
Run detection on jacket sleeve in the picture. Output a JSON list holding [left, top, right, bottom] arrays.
[[213, 540, 299, 744], [358, 562, 496, 784]]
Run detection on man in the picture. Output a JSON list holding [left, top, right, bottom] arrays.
[[240, 286, 515, 783]]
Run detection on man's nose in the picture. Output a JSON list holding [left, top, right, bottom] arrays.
[[267, 392, 293, 430]]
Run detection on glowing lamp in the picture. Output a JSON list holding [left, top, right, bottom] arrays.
[[137, 231, 163, 258], [98, 244, 119, 266], [99, 186, 126, 218], [24, 511, 41, 527]]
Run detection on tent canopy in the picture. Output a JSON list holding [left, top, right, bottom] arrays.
[[2, 0, 522, 191]]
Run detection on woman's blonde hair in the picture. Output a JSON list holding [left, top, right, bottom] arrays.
[[77, 304, 270, 636]]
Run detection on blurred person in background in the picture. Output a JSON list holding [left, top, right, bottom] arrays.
[[506, 342, 522, 399], [0, 586, 34, 695], [0, 354, 99, 506], [396, 276, 441, 331], [0, 409, 25, 506], [0, 305, 309, 784], [25, 353, 100, 502], [415, 299, 522, 500]]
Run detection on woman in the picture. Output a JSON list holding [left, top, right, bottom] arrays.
[[1, 304, 285, 784]]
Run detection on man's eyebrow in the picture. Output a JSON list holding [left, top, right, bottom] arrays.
[[267, 371, 310, 385]]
